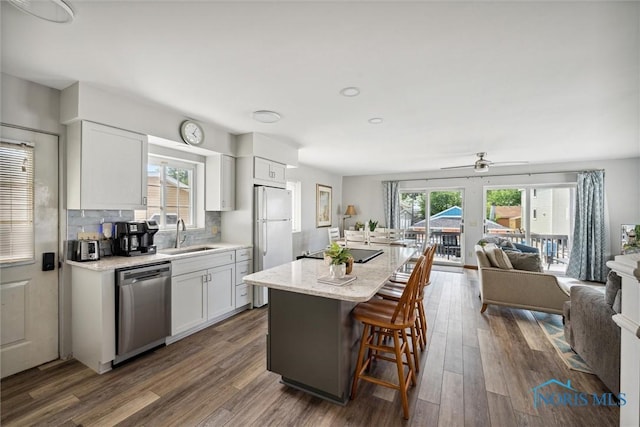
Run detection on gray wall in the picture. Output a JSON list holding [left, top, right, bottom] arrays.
[[343, 157, 640, 266], [287, 163, 343, 257]]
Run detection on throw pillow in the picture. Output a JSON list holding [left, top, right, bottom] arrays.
[[483, 244, 501, 268], [604, 270, 622, 307], [477, 236, 516, 250], [491, 247, 514, 270], [505, 251, 544, 272]]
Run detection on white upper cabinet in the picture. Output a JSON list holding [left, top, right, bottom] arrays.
[[206, 154, 235, 211], [67, 121, 148, 210], [254, 156, 286, 187]]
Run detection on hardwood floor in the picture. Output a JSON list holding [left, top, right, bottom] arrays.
[[1, 270, 619, 426]]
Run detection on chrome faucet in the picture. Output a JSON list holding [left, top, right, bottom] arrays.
[[175, 218, 186, 248]]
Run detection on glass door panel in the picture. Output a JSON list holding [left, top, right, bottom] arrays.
[[428, 190, 464, 265], [399, 192, 427, 247], [483, 186, 574, 274]]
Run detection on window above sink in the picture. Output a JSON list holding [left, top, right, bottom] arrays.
[[135, 153, 205, 230]]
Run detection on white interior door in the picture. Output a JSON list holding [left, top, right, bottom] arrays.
[[0, 126, 59, 378]]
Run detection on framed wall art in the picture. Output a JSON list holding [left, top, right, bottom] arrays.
[[316, 184, 332, 228], [621, 224, 640, 254]]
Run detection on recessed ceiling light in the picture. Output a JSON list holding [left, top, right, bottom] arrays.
[[8, 0, 74, 23], [368, 118, 383, 124], [340, 87, 360, 97], [252, 110, 281, 123]]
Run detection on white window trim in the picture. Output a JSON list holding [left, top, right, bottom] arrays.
[[287, 181, 302, 233], [138, 154, 205, 230]]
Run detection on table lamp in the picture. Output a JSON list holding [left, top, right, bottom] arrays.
[[342, 205, 357, 232]]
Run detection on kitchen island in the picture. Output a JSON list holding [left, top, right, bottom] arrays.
[[243, 244, 416, 404]]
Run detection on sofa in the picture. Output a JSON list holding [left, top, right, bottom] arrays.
[[563, 271, 621, 395], [475, 244, 604, 315]]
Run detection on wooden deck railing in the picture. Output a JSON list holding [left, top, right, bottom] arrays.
[[403, 228, 570, 266]]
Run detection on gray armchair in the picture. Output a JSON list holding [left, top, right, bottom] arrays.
[[563, 272, 621, 395]]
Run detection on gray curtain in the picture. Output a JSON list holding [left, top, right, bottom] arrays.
[[566, 170, 607, 282], [382, 181, 399, 229]]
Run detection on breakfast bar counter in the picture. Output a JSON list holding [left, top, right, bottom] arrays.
[[243, 245, 416, 404]]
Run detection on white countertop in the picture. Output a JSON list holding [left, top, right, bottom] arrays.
[[66, 243, 251, 271], [243, 244, 417, 302]]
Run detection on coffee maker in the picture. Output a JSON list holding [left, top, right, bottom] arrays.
[[143, 220, 159, 254], [113, 221, 158, 256]]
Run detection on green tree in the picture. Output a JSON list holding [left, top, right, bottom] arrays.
[[167, 167, 190, 185], [429, 191, 462, 216], [486, 189, 521, 217], [400, 193, 425, 224]]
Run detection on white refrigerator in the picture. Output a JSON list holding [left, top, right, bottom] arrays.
[[253, 186, 293, 307]]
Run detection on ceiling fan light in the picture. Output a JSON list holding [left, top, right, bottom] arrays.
[[475, 164, 489, 173]]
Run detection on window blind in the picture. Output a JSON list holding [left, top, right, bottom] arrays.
[[0, 141, 34, 263]]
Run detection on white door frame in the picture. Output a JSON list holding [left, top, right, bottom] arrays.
[[0, 124, 61, 377]]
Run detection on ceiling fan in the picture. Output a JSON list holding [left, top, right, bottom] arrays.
[[441, 152, 528, 173]]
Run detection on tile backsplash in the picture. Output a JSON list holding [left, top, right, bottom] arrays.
[[67, 210, 222, 249]]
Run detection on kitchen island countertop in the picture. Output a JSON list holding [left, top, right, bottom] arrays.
[[243, 244, 417, 302]]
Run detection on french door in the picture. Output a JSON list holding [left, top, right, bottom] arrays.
[[399, 189, 465, 265], [484, 185, 575, 273]]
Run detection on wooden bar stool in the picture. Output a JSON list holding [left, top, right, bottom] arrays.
[[377, 244, 436, 351], [350, 255, 425, 420]]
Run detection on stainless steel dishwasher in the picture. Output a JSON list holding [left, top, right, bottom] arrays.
[[114, 262, 171, 365]]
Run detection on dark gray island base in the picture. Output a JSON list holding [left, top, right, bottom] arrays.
[[242, 244, 416, 404], [267, 288, 360, 404]]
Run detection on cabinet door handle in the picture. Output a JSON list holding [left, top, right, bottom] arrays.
[[142, 196, 147, 206], [203, 274, 208, 283], [208, 273, 212, 282]]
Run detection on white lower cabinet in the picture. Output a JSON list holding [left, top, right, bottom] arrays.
[[171, 270, 207, 336], [236, 284, 251, 307], [170, 248, 251, 342], [207, 264, 235, 320]]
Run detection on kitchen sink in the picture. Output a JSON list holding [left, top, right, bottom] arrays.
[[160, 245, 219, 255]]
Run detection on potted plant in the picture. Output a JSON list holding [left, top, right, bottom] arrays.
[[324, 242, 353, 278], [354, 221, 365, 231], [368, 220, 379, 231]]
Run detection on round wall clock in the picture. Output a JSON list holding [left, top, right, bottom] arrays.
[[180, 120, 204, 145]]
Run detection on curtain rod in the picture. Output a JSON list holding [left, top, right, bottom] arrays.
[[392, 169, 605, 183]]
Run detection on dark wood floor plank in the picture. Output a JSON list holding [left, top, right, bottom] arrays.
[[2, 394, 80, 427], [444, 275, 464, 374], [418, 331, 446, 404], [477, 328, 509, 396], [437, 370, 464, 427], [463, 344, 491, 427], [410, 398, 440, 427], [510, 308, 549, 352], [487, 391, 517, 427]]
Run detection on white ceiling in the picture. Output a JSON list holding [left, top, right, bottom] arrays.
[[2, 1, 639, 176]]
